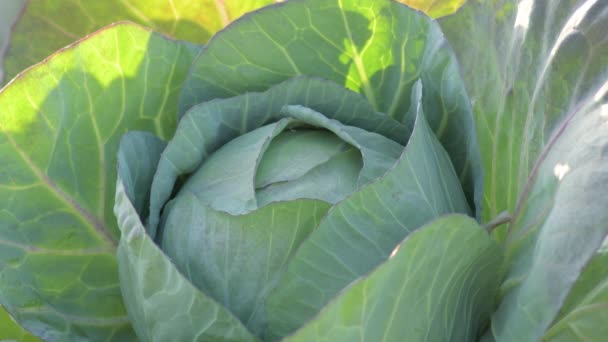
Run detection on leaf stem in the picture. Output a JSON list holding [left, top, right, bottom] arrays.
[[483, 211, 512, 233]]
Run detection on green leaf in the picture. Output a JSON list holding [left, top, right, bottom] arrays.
[[440, 0, 608, 340], [179, 0, 483, 215], [0, 23, 198, 340], [0, 0, 26, 83], [161, 195, 331, 338], [0, 305, 39, 342], [254, 129, 362, 206], [255, 148, 362, 207], [491, 102, 608, 341], [157, 98, 409, 337], [2, 0, 276, 84], [440, 0, 608, 222], [115, 131, 260, 342], [398, 0, 467, 18], [279, 105, 404, 185], [543, 249, 608, 341], [283, 214, 503, 342], [265, 83, 471, 339], [148, 76, 409, 238], [254, 129, 353, 186], [174, 119, 297, 215], [173, 107, 401, 215]]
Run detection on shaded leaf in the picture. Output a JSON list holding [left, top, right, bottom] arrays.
[[0, 0, 25, 82], [115, 131, 260, 342], [254, 130, 362, 206], [440, 0, 608, 340], [161, 195, 331, 338], [440, 0, 608, 222], [265, 83, 471, 339], [490, 101, 608, 341], [284, 214, 502, 342], [544, 249, 608, 341], [0, 23, 198, 340], [254, 129, 354, 187]]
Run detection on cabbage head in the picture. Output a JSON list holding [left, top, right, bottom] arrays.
[[0, 0, 508, 341], [112, 1, 501, 341]]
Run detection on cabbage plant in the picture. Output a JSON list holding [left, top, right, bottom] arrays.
[[0, 0, 607, 341]]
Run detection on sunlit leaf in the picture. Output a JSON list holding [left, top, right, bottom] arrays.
[[0, 22, 198, 340], [1, 0, 276, 84], [0, 305, 38, 342], [399, 0, 467, 18]]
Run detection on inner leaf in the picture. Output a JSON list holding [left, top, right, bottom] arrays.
[[256, 147, 362, 207], [254, 129, 352, 188], [178, 105, 404, 215], [254, 128, 363, 206]]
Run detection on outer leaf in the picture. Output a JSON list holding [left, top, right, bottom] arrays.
[[179, 0, 483, 214], [161, 194, 331, 338], [0, 0, 25, 82], [399, 0, 467, 18], [1, 0, 277, 84], [0, 305, 38, 342], [543, 249, 608, 341], [440, 0, 608, 222], [440, 0, 608, 340], [284, 214, 502, 342], [115, 131, 260, 342], [0, 23, 198, 340], [265, 84, 471, 339]]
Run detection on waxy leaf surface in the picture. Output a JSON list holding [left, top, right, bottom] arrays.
[[440, 0, 608, 339], [265, 84, 471, 339], [0, 23, 198, 340], [284, 214, 502, 342], [179, 0, 483, 216], [115, 131, 261, 342], [544, 248, 608, 341]]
